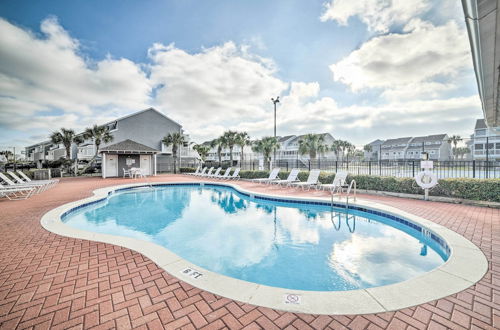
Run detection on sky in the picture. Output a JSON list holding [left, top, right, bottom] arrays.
[[0, 0, 483, 150]]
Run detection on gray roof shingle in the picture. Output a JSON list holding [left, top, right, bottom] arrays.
[[99, 139, 160, 153]]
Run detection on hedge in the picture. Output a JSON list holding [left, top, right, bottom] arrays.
[[236, 170, 500, 202]]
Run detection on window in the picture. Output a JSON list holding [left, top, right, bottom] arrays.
[[475, 144, 483, 150], [475, 129, 486, 136]]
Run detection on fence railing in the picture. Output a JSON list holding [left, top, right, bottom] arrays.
[[173, 159, 500, 179]]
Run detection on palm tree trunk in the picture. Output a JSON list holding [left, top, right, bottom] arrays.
[[173, 145, 178, 174], [240, 145, 244, 166], [230, 146, 233, 164]]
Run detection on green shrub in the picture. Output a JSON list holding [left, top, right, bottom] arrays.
[[180, 167, 196, 173], [239, 169, 500, 202]]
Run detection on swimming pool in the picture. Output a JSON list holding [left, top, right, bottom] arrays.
[[42, 181, 487, 314], [61, 184, 448, 291]]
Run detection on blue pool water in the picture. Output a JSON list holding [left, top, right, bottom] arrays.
[[62, 184, 449, 291]]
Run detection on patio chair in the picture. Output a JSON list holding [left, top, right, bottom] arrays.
[[123, 168, 132, 178], [270, 168, 301, 187], [192, 167, 208, 177], [0, 186, 36, 200], [251, 168, 281, 184], [226, 168, 240, 180], [188, 166, 202, 176], [7, 171, 56, 189], [319, 171, 348, 193], [206, 167, 222, 178], [0, 173, 46, 193], [199, 167, 214, 177], [16, 170, 58, 186], [217, 167, 232, 180], [290, 169, 321, 191]]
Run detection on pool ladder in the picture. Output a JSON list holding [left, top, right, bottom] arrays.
[[331, 180, 356, 209]]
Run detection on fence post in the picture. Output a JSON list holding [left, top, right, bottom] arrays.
[[369, 161, 371, 175], [472, 160, 476, 178], [308, 160, 311, 171], [286, 161, 289, 171], [412, 161, 415, 177], [335, 161, 338, 173]]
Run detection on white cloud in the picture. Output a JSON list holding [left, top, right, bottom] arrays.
[[149, 42, 288, 141], [329, 19, 471, 99], [320, 0, 430, 33], [0, 17, 152, 134]]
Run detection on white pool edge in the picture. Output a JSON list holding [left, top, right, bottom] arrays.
[[40, 181, 488, 315]]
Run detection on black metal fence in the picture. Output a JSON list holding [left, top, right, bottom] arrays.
[[174, 159, 500, 179]]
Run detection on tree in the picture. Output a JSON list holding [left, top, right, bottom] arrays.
[[83, 125, 114, 156], [162, 132, 186, 174], [331, 140, 342, 161], [221, 130, 239, 164], [252, 137, 280, 170], [210, 138, 225, 164], [363, 144, 372, 153], [50, 128, 80, 160], [0, 150, 13, 161], [192, 144, 210, 163], [346, 143, 356, 162], [235, 132, 251, 165], [455, 147, 470, 160], [447, 135, 462, 160], [298, 134, 327, 160]]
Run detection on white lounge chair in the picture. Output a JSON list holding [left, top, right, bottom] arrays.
[[320, 171, 348, 193], [188, 166, 202, 176], [192, 167, 208, 177], [216, 167, 232, 180], [271, 168, 301, 187], [290, 169, 321, 191], [226, 168, 240, 180], [199, 167, 214, 177], [0, 173, 46, 193], [206, 167, 222, 178], [16, 170, 58, 186], [8, 171, 55, 189], [251, 168, 281, 184], [0, 186, 36, 200]]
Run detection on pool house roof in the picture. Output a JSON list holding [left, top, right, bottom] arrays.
[[99, 139, 160, 154]]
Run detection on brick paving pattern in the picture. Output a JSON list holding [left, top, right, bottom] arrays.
[[0, 175, 499, 329]]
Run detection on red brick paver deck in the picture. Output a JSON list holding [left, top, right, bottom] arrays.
[[0, 175, 499, 329]]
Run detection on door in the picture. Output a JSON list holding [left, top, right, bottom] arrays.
[[106, 155, 118, 177], [140, 155, 151, 176]]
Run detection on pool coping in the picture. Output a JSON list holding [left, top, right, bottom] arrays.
[[40, 181, 488, 315]]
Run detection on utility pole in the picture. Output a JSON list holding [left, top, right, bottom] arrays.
[[271, 96, 280, 164]]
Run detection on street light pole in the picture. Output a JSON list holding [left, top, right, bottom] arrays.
[[271, 96, 280, 163]]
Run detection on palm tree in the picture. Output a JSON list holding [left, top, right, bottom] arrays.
[[338, 140, 349, 161], [50, 128, 80, 160], [252, 137, 280, 170], [331, 140, 342, 161], [210, 138, 225, 164], [346, 143, 356, 161], [235, 132, 251, 165], [363, 144, 373, 160], [162, 132, 186, 174], [0, 150, 13, 161], [192, 144, 210, 163], [221, 130, 239, 164], [298, 134, 328, 160], [83, 125, 114, 156], [455, 147, 470, 160], [447, 135, 462, 160]]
